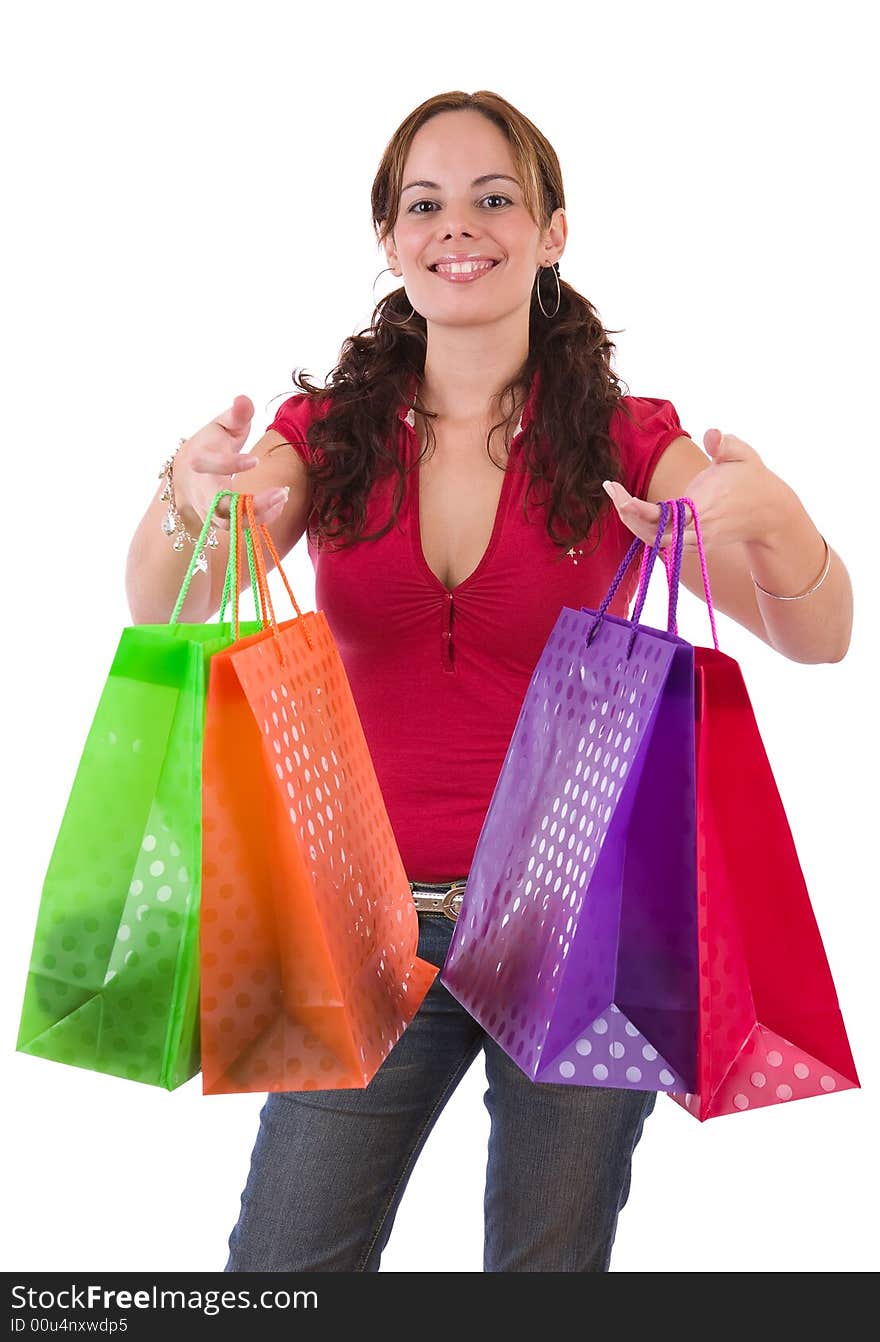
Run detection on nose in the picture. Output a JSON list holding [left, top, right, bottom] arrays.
[[438, 211, 478, 240]]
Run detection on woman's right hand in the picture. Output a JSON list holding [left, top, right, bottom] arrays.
[[173, 394, 290, 534]]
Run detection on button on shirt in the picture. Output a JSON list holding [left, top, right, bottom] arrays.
[[267, 369, 689, 881]]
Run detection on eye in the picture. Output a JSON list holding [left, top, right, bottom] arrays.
[[407, 193, 512, 214]]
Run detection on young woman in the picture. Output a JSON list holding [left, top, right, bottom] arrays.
[[126, 90, 852, 1272]]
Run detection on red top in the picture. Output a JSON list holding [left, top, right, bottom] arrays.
[[267, 370, 689, 881]]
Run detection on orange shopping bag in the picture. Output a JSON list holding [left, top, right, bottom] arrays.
[[199, 494, 438, 1095]]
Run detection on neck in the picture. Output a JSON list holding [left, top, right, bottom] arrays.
[[416, 313, 530, 428]]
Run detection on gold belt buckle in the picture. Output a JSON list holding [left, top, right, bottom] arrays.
[[440, 881, 467, 921]]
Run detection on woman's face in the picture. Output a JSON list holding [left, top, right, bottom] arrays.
[[384, 109, 566, 329]]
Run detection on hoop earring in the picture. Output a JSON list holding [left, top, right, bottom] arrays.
[[535, 262, 561, 318], [373, 266, 415, 324]]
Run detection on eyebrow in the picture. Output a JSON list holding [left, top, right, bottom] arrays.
[[400, 173, 521, 194]]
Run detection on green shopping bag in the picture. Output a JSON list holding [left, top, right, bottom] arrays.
[[16, 492, 265, 1089]]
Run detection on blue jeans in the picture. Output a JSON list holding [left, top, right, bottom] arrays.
[[223, 907, 657, 1272]]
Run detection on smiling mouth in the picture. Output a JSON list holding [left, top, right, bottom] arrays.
[[429, 260, 501, 282]]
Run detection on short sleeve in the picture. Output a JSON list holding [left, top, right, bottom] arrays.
[[610, 396, 690, 501], [265, 392, 317, 464]]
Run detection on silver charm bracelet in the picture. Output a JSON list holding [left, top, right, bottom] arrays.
[[158, 437, 218, 574]]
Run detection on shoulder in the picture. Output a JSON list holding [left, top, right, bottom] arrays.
[[265, 391, 334, 464], [609, 395, 692, 501], [266, 390, 332, 437], [610, 395, 686, 443]]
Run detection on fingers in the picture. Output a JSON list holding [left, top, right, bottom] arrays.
[[661, 524, 695, 548], [189, 449, 260, 475], [657, 502, 696, 549], [210, 487, 290, 532], [214, 395, 255, 436], [633, 517, 696, 549], [665, 528, 701, 550]]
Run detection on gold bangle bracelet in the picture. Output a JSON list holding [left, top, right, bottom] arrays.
[[750, 534, 830, 601]]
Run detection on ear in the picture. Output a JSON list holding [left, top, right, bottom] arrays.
[[542, 206, 567, 265], [378, 220, 400, 275]]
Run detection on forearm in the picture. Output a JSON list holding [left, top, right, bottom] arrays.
[[745, 479, 852, 664], [125, 475, 229, 625]]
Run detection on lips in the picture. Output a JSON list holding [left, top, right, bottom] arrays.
[[429, 259, 500, 283], [430, 258, 499, 270]]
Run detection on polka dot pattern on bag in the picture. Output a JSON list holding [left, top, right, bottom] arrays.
[[441, 606, 695, 1085], [199, 614, 437, 1095], [552, 1004, 687, 1090], [20, 637, 203, 1089], [669, 1023, 853, 1120]]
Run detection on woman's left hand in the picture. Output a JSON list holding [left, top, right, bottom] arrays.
[[602, 429, 785, 550]]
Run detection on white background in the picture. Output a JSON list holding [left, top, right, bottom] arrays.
[[3, 0, 877, 1274]]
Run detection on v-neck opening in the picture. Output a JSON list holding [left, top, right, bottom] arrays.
[[406, 421, 523, 596]]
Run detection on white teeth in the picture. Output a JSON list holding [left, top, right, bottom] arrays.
[[433, 260, 496, 274]]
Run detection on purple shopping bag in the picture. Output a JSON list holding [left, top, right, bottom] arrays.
[[440, 501, 699, 1093]]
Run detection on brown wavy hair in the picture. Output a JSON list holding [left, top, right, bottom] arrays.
[[268, 89, 641, 559]]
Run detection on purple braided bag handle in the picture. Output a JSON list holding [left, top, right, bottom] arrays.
[[650, 496, 720, 650], [585, 496, 720, 657], [585, 500, 673, 658]]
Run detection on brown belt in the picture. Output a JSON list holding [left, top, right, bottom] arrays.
[[409, 879, 467, 921]]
